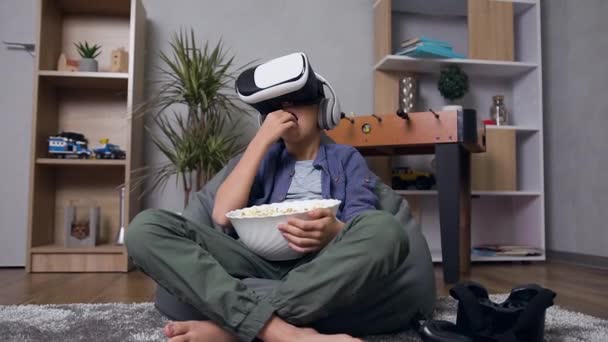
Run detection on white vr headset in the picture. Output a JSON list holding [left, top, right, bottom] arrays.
[[236, 52, 342, 130]]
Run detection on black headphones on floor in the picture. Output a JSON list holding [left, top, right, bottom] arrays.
[[417, 282, 555, 342]]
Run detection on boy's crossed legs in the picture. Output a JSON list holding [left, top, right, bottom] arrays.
[[126, 209, 409, 341]]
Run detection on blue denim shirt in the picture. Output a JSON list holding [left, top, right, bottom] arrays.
[[248, 141, 378, 222]]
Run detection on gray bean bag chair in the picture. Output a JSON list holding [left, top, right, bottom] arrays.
[[153, 141, 436, 335]]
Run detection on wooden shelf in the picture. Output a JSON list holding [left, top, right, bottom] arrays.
[[39, 71, 128, 90], [431, 250, 545, 263], [395, 190, 541, 196], [486, 125, 539, 133], [31, 243, 124, 254], [472, 191, 541, 196], [395, 190, 439, 196], [472, 254, 545, 262], [374, 55, 537, 78], [27, 0, 146, 272], [39, 70, 129, 79], [391, 0, 536, 17], [51, 0, 131, 16], [36, 158, 126, 166]]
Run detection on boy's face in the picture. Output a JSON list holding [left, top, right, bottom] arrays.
[[280, 103, 321, 143]]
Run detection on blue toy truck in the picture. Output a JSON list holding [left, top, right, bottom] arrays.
[[48, 132, 91, 159], [93, 143, 126, 159]]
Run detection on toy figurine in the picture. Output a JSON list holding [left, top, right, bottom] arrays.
[[93, 138, 126, 159], [110, 48, 129, 72], [57, 53, 79, 72], [392, 167, 435, 190], [48, 132, 91, 159], [64, 202, 99, 247]]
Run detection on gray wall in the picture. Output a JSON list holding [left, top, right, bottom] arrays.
[[4, 0, 606, 266], [0, 0, 372, 266], [142, 0, 374, 211], [0, 0, 36, 266], [542, 0, 608, 257]]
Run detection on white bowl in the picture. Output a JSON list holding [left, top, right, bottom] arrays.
[[226, 199, 341, 261]]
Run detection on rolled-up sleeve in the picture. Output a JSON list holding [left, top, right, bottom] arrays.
[[247, 171, 263, 207], [341, 147, 378, 222]]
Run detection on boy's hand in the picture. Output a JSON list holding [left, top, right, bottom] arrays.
[[278, 208, 345, 253], [252, 110, 298, 147]]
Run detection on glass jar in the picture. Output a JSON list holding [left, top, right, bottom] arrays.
[[399, 75, 418, 113], [490, 95, 508, 126]]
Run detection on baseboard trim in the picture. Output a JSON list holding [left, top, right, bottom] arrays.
[[547, 250, 608, 270]]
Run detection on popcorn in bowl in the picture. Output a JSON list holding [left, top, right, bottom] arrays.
[[226, 199, 341, 260], [226, 199, 341, 219]]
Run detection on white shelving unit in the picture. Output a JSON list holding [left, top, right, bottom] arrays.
[[430, 250, 545, 263], [395, 190, 542, 197], [391, 0, 536, 17], [374, 0, 545, 263], [486, 125, 539, 132], [374, 55, 537, 78]]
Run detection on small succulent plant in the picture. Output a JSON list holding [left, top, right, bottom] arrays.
[[74, 41, 102, 59]]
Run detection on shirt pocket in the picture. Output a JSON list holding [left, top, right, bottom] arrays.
[[331, 173, 346, 203]]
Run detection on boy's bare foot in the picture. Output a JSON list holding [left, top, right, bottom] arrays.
[[259, 315, 362, 342], [163, 316, 361, 342], [297, 334, 362, 342], [164, 320, 238, 342]]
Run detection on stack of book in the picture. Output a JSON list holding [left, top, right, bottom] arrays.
[[396, 36, 465, 59], [472, 244, 543, 257]]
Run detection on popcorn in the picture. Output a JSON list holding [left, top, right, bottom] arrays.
[[227, 199, 340, 219]]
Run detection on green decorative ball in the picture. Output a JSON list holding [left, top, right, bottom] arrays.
[[437, 65, 469, 102]]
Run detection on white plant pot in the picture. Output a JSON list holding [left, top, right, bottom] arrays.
[[79, 58, 98, 72], [442, 105, 463, 112]]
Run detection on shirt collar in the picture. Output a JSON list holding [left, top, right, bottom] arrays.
[[279, 140, 328, 171]]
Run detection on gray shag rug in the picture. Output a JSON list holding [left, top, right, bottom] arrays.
[[1, 295, 607, 341]]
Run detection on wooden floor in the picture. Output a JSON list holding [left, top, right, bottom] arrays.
[[1, 262, 607, 319]]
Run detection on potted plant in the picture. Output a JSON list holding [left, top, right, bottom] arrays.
[[132, 29, 248, 207], [437, 65, 469, 111], [74, 41, 102, 72]]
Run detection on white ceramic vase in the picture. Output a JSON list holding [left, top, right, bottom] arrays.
[[442, 105, 463, 112]]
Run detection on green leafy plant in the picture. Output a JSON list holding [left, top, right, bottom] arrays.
[[74, 41, 102, 59], [437, 65, 469, 102], [131, 29, 249, 207]]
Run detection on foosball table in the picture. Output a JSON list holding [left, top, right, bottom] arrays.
[[325, 109, 485, 283]]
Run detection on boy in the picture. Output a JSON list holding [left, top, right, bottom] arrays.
[[126, 54, 410, 342]]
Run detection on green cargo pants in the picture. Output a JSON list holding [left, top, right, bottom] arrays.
[[126, 208, 410, 341]]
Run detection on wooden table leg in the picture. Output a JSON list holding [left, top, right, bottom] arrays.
[[435, 143, 472, 283]]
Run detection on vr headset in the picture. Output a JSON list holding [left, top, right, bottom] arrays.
[[235, 52, 342, 130]]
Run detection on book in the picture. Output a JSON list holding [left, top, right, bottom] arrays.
[[400, 36, 452, 49], [396, 43, 465, 59], [398, 41, 453, 54], [473, 245, 543, 257]]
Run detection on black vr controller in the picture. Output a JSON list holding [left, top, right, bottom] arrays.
[[418, 282, 556, 342]]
